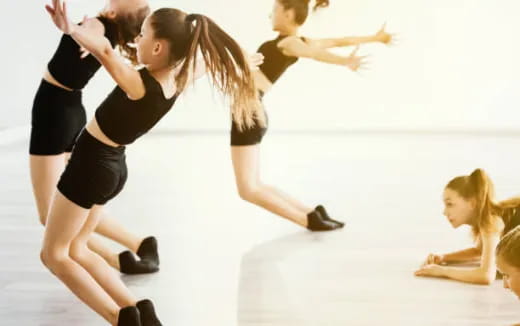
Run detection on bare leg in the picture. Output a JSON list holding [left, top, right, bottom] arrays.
[[40, 192, 124, 325], [69, 205, 138, 308], [30, 155, 148, 270], [30, 154, 65, 225], [231, 145, 310, 227], [94, 212, 143, 254]]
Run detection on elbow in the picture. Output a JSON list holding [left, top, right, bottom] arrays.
[[475, 277, 493, 286], [475, 271, 496, 286]]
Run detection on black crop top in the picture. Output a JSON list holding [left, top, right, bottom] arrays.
[[47, 16, 118, 90], [257, 35, 302, 84], [95, 69, 178, 145]]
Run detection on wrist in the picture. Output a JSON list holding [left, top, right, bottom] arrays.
[[342, 57, 352, 66], [439, 254, 447, 264]]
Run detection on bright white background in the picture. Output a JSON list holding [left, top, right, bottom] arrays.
[[1, 0, 519, 131]]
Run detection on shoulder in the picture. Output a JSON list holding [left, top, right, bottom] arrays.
[[277, 35, 304, 48], [137, 69, 162, 96], [480, 218, 505, 241]]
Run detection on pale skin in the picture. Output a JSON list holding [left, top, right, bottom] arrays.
[[43, 1, 261, 323], [232, 0, 393, 227], [415, 188, 504, 285], [32, 0, 149, 272], [497, 257, 520, 326], [42, 1, 170, 323]]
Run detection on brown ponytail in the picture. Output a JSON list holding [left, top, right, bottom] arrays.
[[101, 6, 150, 65], [469, 169, 498, 236], [151, 9, 263, 130], [313, 0, 330, 11], [278, 0, 330, 25]]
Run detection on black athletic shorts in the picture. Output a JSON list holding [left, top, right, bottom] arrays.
[[30, 79, 86, 155], [57, 130, 127, 209]]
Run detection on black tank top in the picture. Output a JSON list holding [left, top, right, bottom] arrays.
[[257, 35, 302, 84], [95, 69, 178, 145], [47, 16, 118, 90]]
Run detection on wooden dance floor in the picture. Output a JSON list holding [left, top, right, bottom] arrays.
[[1, 131, 519, 325]]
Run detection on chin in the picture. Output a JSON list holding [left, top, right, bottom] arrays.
[[449, 221, 460, 228]]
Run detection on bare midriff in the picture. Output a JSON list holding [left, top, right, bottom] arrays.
[[254, 70, 273, 94]]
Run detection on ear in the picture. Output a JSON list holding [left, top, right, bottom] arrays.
[[469, 197, 478, 209], [283, 7, 294, 21], [105, 10, 117, 19], [152, 41, 163, 56]]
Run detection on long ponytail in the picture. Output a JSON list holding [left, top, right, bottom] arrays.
[[469, 169, 498, 236], [151, 9, 264, 130]]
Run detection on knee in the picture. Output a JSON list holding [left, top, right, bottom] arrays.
[[39, 213, 47, 226], [236, 181, 260, 202], [69, 241, 89, 262], [40, 246, 68, 274]]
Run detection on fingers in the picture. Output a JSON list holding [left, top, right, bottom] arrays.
[[349, 45, 360, 57], [62, 0, 69, 20], [79, 47, 90, 59], [53, 0, 61, 15], [45, 4, 55, 16]]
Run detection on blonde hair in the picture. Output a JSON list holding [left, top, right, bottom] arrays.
[[446, 168, 520, 240], [496, 225, 520, 268]]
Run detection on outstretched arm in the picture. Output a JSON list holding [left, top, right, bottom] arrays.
[[278, 36, 366, 71], [421, 247, 482, 266], [305, 23, 394, 49], [45, 0, 145, 99], [415, 232, 500, 285]]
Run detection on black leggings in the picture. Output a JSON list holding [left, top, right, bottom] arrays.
[[30, 79, 86, 155], [57, 130, 127, 209]]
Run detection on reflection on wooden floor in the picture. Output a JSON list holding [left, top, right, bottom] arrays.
[[1, 132, 520, 325]]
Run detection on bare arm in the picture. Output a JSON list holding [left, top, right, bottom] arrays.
[[46, 0, 145, 99], [278, 36, 365, 71], [441, 247, 482, 264], [305, 23, 393, 49], [416, 233, 500, 285]]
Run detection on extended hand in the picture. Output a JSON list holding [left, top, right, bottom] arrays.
[[415, 264, 444, 278], [248, 53, 264, 71], [375, 23, 396, 45], [45, 0, 75, 35], [422, 253, 444, 266], [344, 46, 368, 72]]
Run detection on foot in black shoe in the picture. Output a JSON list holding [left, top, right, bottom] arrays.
[[307, 210, 342, 231], [118, 306, 142, 326], [137, 237, 160, 266], [316, 205, 345, 228], [137, 299, 162, 326], [119, 251, 159, 275]]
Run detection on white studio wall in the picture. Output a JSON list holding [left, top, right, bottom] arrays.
[[1, 0, 519, 132]]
